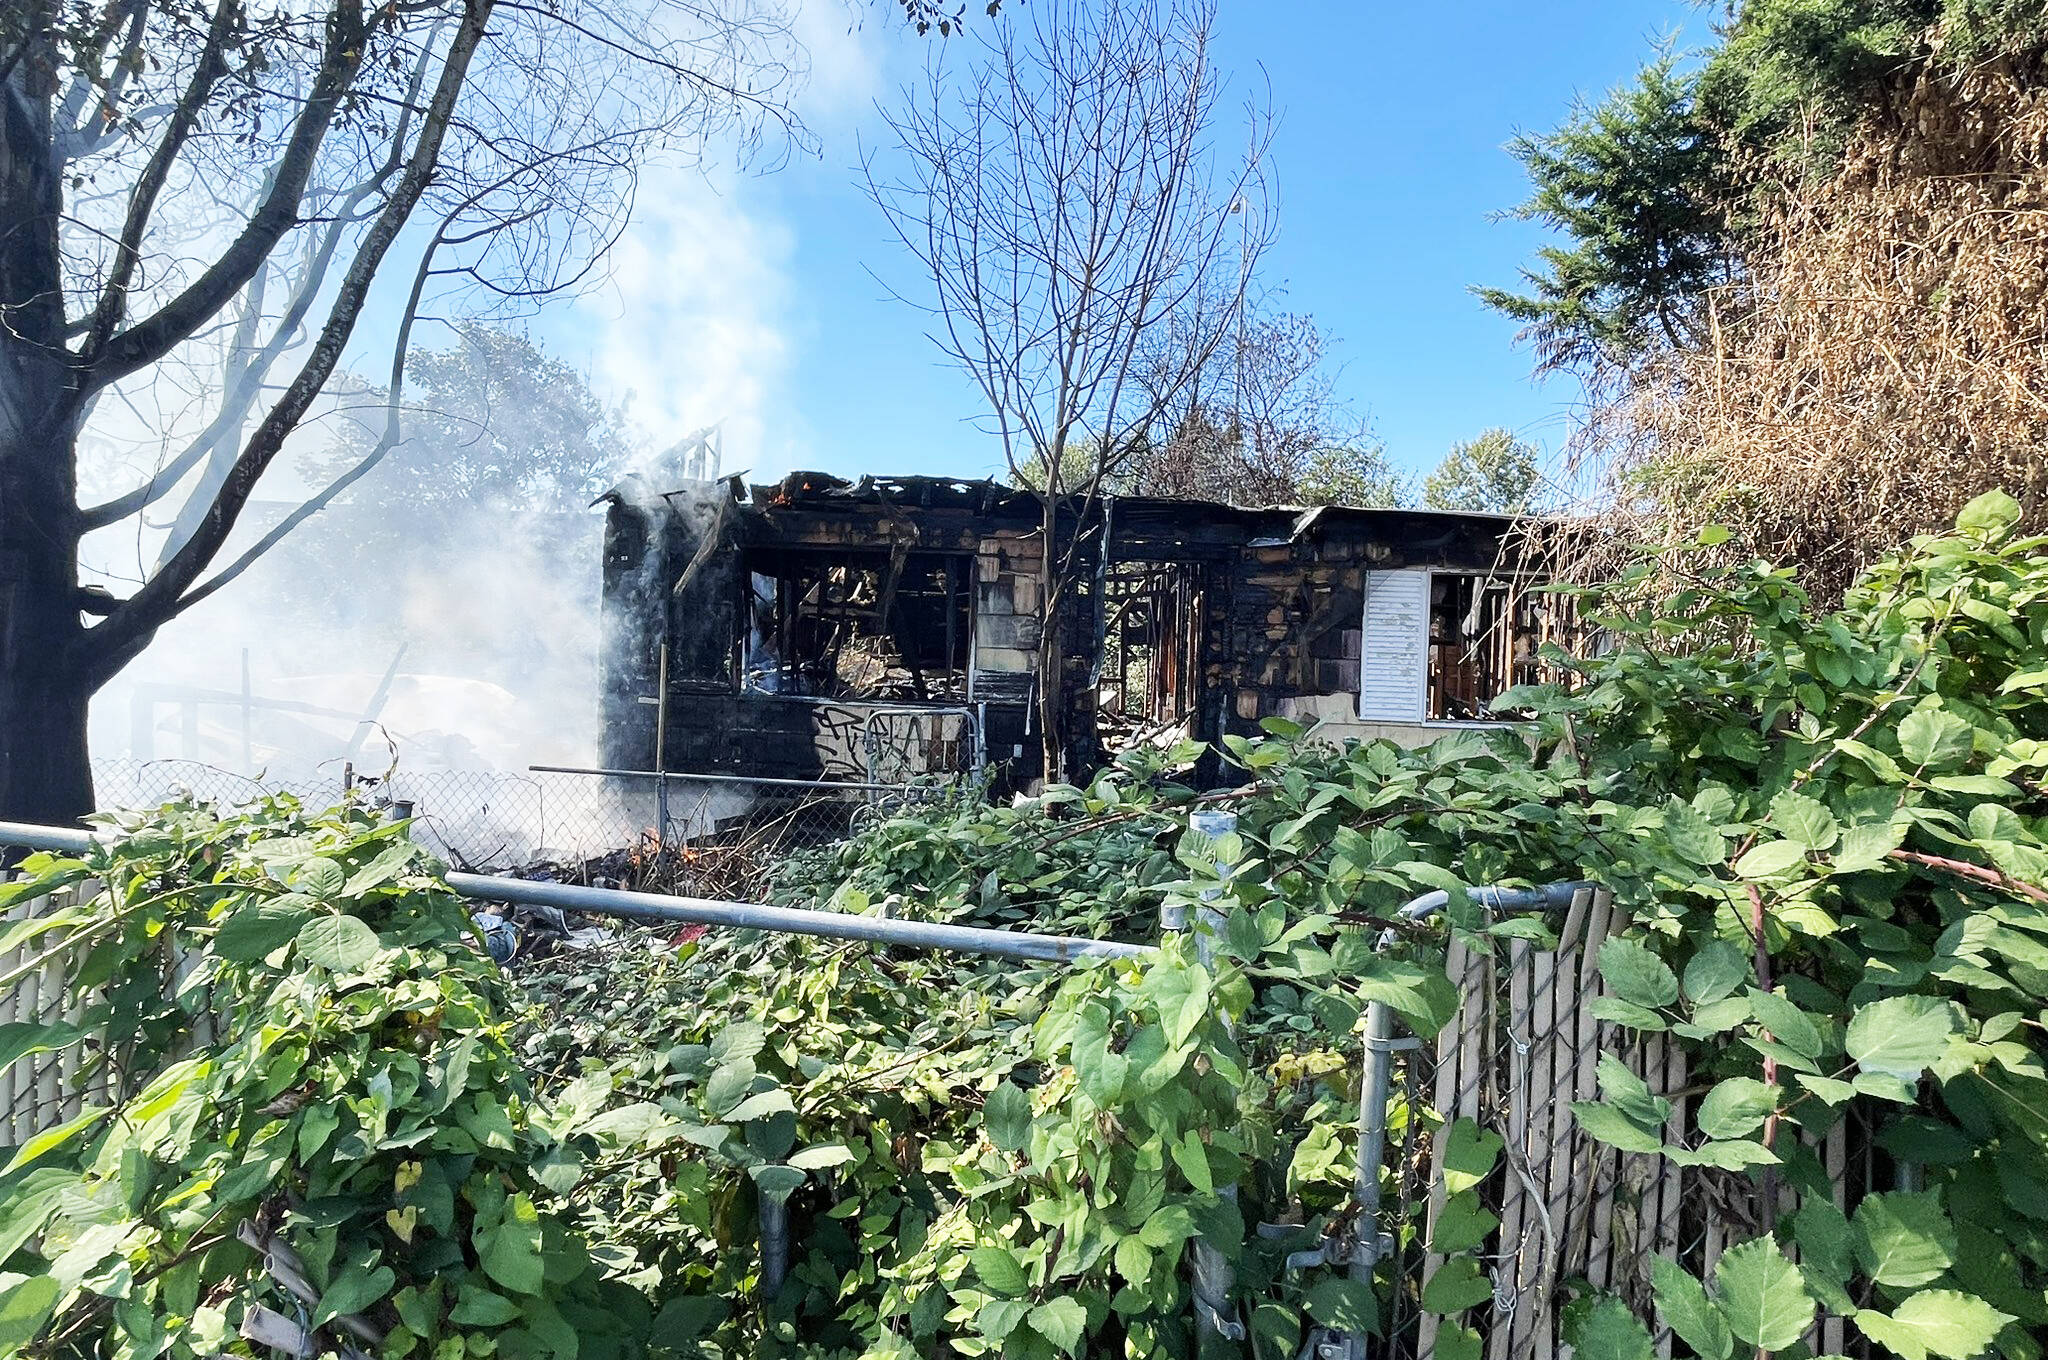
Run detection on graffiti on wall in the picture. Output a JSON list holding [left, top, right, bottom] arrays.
[[808, 704, 978, 782]]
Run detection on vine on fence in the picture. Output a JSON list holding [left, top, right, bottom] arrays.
[[1, 492, 2044, 1358]]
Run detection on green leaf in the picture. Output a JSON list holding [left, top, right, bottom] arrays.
[[1113, 1235, 1153, 1283], [295, 913, 381, 971], [1590, 996, 1669, 1031], [1791, 1199, 1857, 1310], [1747, 988, 1821, 1058], [709, 1021, 766, 1066], [704, 1060, 755, 1116], [969, 1245, 1028, 1296], [1072, 1032, 1128, 1108], [1899, 707, 1975, 771], [213, 902, 314, 961], [1853, 1190, 1958, 1288], [1421, 1257, 1493, 1314], [1652, 1257, 1733, 1360], [1431, 1191, 1499, 1254], [1663, 1140, 1778, 1170], [866, 1332, 923, 1360], [724, 1090, 795, 1123], [315, 1261, 396, 1326], [1957, 488, 2021, 535], [1856, 1290, 2013, 1360], [1573, 1296, 1655, 1360], [974, 1297, 1030, 1343], [1597, 1053, 1671, 1133], [1223, 909, 1266, 961], [0, 1020, 80, 1071], [1771, 791, 1840, 851], [1734, 839, 1809, 881], [749, 1164, 806, 1204], [1434, 1323, 1482, 1360], [1599, 937, 1679, 1009], [1143, 960, 1212, 1047], [786, 1143, 854, 1172], [2, 1105, 110, 1175], [1696, 1077, 1776, 1141], [1847, 995, 1957, 1080], [1571, 1101, 1663, 1154], [649, 1294, 728, 1346], [1354, 957, 1463, 1037], [1250, 1302, 1303, 1360], [1304, 1277, 1379, 1334], [983, 1082, 1032, 1152], [1838, 819, 1906, 872], [341, 843, 419, 897], [1663, 798, 1728, 866], [1028, 1297, 1087, 1354], [296, 856, 346, 900], [1712, 1236, 1813, 1352], [0, 1275, 60, 1356], [1997, 667, 2048, 694], [478, 1193, 545, 1295], [1683, 940, 1749, 1005], [1138, 1203, 1197, 1252], [1683, 995, 1752, 1036], [449, 1285, 524, 1327], [1441, 1118, 1504, 1193], [1171, 1129, 1212, 1194]]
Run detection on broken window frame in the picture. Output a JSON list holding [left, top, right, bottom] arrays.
[[1423, 569, 1577, 721], [1097, 559, 1206, 748], [1357, 567, 1577, 724], [739, 546, 974, 703]]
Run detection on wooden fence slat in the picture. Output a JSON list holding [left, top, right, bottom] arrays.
[[2, 880, 116, 1145], [1418, 936, 1476, 1359], [1491, 940, 1532, 1360]]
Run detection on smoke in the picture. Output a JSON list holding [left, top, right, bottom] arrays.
[[84, 1, 890, 812]]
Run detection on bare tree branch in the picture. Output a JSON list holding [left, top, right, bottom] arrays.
[[82, 0, 494, 679], [82, 0, 374, 391]]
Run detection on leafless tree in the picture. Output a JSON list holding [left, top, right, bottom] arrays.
[[0, 0, 810, 821], [1127, 292, 1401, 508], [865, 0, 1272, 782]]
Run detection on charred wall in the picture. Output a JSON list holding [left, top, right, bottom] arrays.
[[597, 471, 1529, 791]]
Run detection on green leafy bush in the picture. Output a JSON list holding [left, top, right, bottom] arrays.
[[5, 491, 2045, 1359], [0, 799, 653, 1359]]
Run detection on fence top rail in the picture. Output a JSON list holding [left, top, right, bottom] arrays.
[[526, 765, 932, 794], [0, 820, 1151, 966]]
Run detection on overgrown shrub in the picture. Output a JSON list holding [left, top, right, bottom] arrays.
[[4, 492, 2046, 1359], [0, 801, 654, 1359]]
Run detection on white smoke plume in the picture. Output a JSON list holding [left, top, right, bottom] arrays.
[[87, 1, 892, 836]]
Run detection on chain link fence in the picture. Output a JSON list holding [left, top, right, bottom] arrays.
[[1372, 892, 1882, 1359], [89, 757, 957, 894]]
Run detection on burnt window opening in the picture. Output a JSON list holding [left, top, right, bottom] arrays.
[[1099, 560, 1205, 747], [1426, 572, 1575, 720], [741, 548, 972, 702]]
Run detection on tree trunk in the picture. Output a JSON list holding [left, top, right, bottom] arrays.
[[0, 397, 97, 825], [0, 371, 97, 825], [0, 632, 94, 826], [1037, 498, 1065, 785], [1, 66, 97, 824]]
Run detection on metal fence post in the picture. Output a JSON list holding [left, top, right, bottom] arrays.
[[1183, 809, 1245, 1345], [758, 1193, 789, 1296]]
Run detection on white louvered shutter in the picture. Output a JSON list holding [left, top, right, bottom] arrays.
[[1358, 569, 1428, 721]]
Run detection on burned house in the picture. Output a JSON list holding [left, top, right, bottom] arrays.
[[597, 472, 1567, 790]]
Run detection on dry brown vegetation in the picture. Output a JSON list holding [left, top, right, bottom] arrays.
[[1577, 58, 2048, 600]]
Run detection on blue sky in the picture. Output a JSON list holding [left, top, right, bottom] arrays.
[[550, 0, 1702, 489]]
